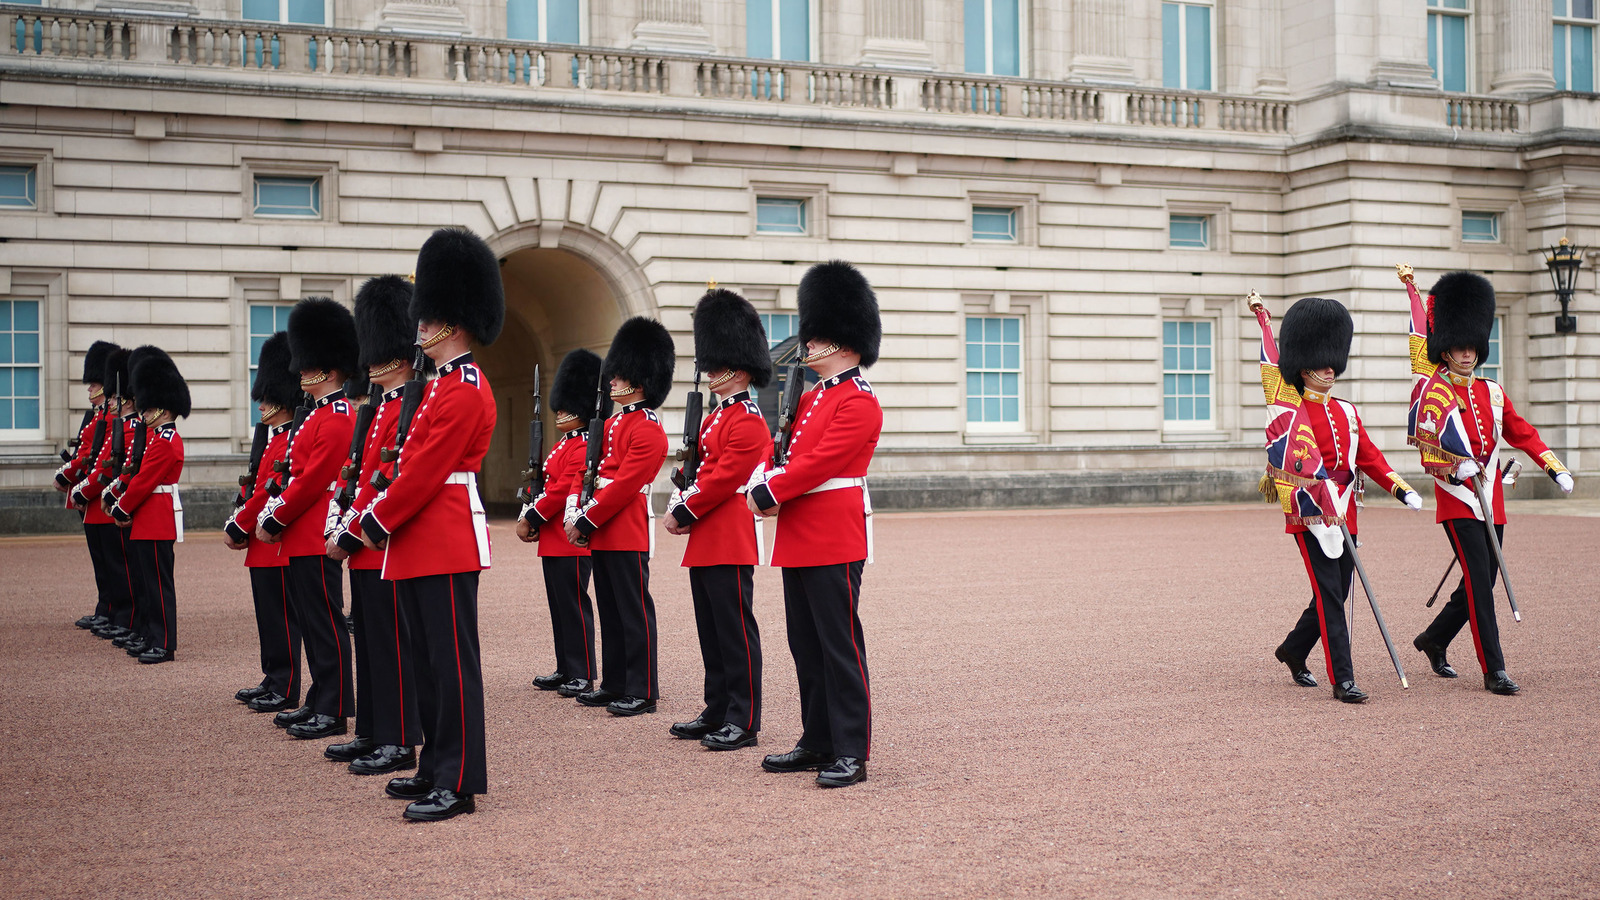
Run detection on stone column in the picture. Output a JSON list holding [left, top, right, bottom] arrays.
[[859, 0, 933, 69], [1254, 0, 1288, 95], [1492, 0, 1557, 94], [1067, 0, 1135, 85], [376, 0, 470, 37], [630, 0, 717, 54]]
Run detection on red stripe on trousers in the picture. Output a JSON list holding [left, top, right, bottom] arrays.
[[576, 558, 593, 680], [320, 563, 345, 717], [280, 567, 295, 698], [119, 529, 137, 620], [154, 543, 170, 649], [392, 580, 406, 744], [1444, 520, 1490, 673], [845, 563, 871, 758], [1294, 534, 1338, 686], [738, 571, 755, 730], [638, 555, 652, 698], [450, 576, 467, 792]]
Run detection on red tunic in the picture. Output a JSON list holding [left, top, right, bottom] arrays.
[[225, 424, 291, 568], [1432, 374, 1559, 525], [360, 354, 497, 581], [573, 403, 669, 553], [338, 387, 403, 572], [749, 367, 881, 567], [522, 427, 591, 558], [54, 406, 104, 491], [260, 391, 354, 558], [73, 415, 136, 527], [110, 425, 185, 541], [1285, 391, 1412, 537], [669, 391, 772, 568]]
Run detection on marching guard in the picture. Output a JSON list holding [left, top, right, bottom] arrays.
[[565, 317, 673, 717], [664, 289, 773, 751], [73, 348, 139, 646], [349, 228, 502, 821], [748, 261, 882, 788], [57, 340, 120, 631]]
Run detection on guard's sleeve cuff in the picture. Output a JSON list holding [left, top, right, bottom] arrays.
[[669, 503, 697, 527], [55, 472, 72, 489], [336, 529, 366, 554], [224, 520, 249, 543], [360, 511, 389, 544], [749, 483, 779, 511], [522, 504, 547, 527], [575, 514, 597, 537], [260, 514, 286, 537], [110, 504, 132, 524]]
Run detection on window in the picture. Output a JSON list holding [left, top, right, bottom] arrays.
[[963, 0, 1020, 76], [1555, 0, 1596, 92], [972, 206, 1018, 242], [1428, 0, 1471, 92], [1163, 320, 1213, 425], [1462, 211, 1501, 242], [1, 299, 42, 433], [760, 313, 798, 349], [1169, 214, 1210, 249], [747, 0, 810, 61], [0, 165, 37, 209], [966, 316, 1022, 427], [1162, 1, 1213, 90], [507, 0, 583, 43], [242, 0, 328, 24], [253, 176, 322, 218], [249, 303, 294, 425], [755, 197, 807, 235], [1478, 317, 1503, 383]]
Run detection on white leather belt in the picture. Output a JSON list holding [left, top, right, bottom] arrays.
[[445, 471, 492, 567], [153, 484, 184, 543], [802, 476, 873, 564]]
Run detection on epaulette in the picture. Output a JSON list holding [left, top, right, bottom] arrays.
[[461, 364, 481, 388], [643, 409, 659, 423], [332, 400, 350, 415], [159, 424, 177, 438], [852, 376, 874, 394], [741, 399, 762, 416]]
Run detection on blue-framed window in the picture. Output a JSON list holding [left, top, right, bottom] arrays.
[[1462, 211, 1501, 243], [972, 206, 1018, 242], [1478, 317, 1503, 384], [507, 0, 582, 42], [966, 316, 1022, 426], [0, 299, 42, 431], [760, 313, 798, 349], [1555, 0, 1596, 91], [0, 165, 37, 209], [242, 0, 326, 67], [1169, 214, 1210, 249], [1428, 0, 1471, 92], [747, 0, 809, 61], [963, 0, 1020, 76], [1163, 320, 1213, 424], [1162, 1, 1213, 90], [249, 304, 294, 425], [756, 197, 807, 235], [253, 176, 322, 218]]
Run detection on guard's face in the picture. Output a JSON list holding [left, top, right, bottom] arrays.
[[417, 320, 447, 345], [1302, 367, 1336, 391], [1445, 346, 1478, 371], [609, 377, 641, 399], [87, 382, 104, 403]]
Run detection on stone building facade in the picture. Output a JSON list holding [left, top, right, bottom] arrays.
[[1, 0, 1597, 530]]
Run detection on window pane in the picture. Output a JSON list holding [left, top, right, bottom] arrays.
[[1429, 13, 1439, 81], [285, 0, 324, 24], [1164, 397, 1177, 420], [984, 372, 1000, 394], [963, 0, 986, 73], [1556, 24, 1569, 90], [747, 0, 773, 58], [13, 299, 38, 331], [1578, 0, 1596, 18], [1195, 395, 1209, 421], [1442, 0, 1468, 9], [1170, 214, 1209, 249], [0, 368, 9, 394], [242, 0, 278, 20], [1179, 345, 1194, 370], [1163, 345, 1177, 369], [1178, 373, 1192, 395], [0, 337, 9, 364], [1163, 373, 1176, 395], [992, 0, 1020, 77], [1178, 396, 1193, 420], [755, 197, 806, 234], [1162, 320, 1177, 344], [1002, 397, 1018, 422], [967, 372, 981, 395], [14, 332, 38, 364], [968, 397, 982, 421], [1002, 317, 1019, 343], [985, 344, 1001, 368], [0, 400, 10, 429], [1002, 343, 1019, 370], [1179, 321, 1194, 344], [984, 397, 1000, 420], [1556, 0, 1569, 15], [1442, 14, 1468, 92], [972, 207, 1017, 241], [987, 317, 1004, 342], [1462, 211, 1500, 242], [0, 301, 9, 330], [251, 304, 275, 334], [1185, 4, 1211, 91], [548, 0, 582, 43], [1195, 321, 1211, 345], [778, 0, 809, 61], [507, 0, 538, 40], [1196, 345, 1211, 371], [1162, 3, 1181, 88], [14, 366, 39, 397], [254, 176, 321, 217], [1001, 372, 1018, 396], [0, 164, 36, 208], [1575, 25, 1594, 91]]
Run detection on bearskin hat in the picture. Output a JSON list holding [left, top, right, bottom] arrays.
[[354, 275, 417, 371], [602, 317, 676, 409], [102, 348, 132, 399], [551, 348, 604, 420], [411, 227, 505, 346], [693, 289, 773, 390], [129, 345, 191, 418], [287, 296, 358, 376], [798, 260, 881, 368], [82, 340, 120, 385], [251, 332, 301, 411], [1426, 271, 1496, 366], [1277, 297, 1353, 393]]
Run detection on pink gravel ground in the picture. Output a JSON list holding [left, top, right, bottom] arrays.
[[1, 503, 1597, 898]]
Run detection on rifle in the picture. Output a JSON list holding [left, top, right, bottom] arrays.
[[669, 367, 704, 490], [85, 392, 110, 470], [516, 365, 545, 504], [374, 343, 428, 490], [267, 399, 311, 496], [337, 381, 382, 511], [61, 407, 94, 463], [121, 415, 148, 478], [234, 423, 269, 509], [771, 359, 806, 467], [106, 373, 127, 480], [577, 369, 606, 509]]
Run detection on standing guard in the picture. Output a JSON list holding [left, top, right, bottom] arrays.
[[58, 340, 120, 631], [73, 348, 138, 646], [665, 289, 773, 751], [565, 318, 673, 718], [353, 228, 501, 822], [518, 348, 604, 698], [748, 260, 882, 788]]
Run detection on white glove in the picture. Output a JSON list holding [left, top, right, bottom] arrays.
[[1455, 459, 1480, 481], [1556, 472, 1574, 494], [1403, 491, 1423, 511]]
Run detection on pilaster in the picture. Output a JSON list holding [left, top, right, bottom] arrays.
[[859, 0, 933, 70], [630, 0, 717, 54]]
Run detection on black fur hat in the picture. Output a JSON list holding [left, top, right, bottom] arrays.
[[602, 317, 676, 409], [411, 227, 505, 346], [129, 345, 191, 418], [798, 260, 881, 368], [693, 289, 773, 389], [551, 348, 604, 420], [251, 332, 301, 411], [82, 340, 120, 385], [1277, 297, 1353, 393], [103, 348, 132, 400], [354, 275, 417, 371], [1427, 271, 1496, 366], [287, 297, 358, 376]]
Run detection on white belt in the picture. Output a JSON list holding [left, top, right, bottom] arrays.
[[803, 476, 873, 564], [153, 484, 184, 543], [445, 471, 492, 567]]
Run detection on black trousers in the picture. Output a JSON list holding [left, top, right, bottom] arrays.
[[690, 565, 762, 732], [126, 538, 177, 651], [782, 561, 870, 760], [87, 523, 135, 629], [398, 571, 486, 795], [1421, 519, 1508, 674], [249, 566, 301, 704], [351, 569, 422, 747], [591, 550, 658, 700], [287, 554, 353, 718], [542, 555, 596, 681], [84, 521, 110, 618], [1282, 532, 1357, 686]]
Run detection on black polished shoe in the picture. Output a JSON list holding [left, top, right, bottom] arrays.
[[138, 647, 173, 664], [816, 756, 867, 788], [1274, 645, 1318, 688], [111, 631, 140, 648], [386, 776, 434, 800], [248, 692, 293, 713], [235, 684, 272, 703], [1413, 635, 1458, 678], [607, 696, 657, 717], [669, 717, 721, 740], [324, 735, 377, 762], [273, 704, 316, 728], [701, 724, 758, 751], [1484, 670, 1521, 695], [576, 688, 623, 707], [404, 788, 476, 822], [1333, 681, 1369, 704], [76, 614, 108, 630], [350, 745, 417, 775], [93, 624, 127, 640], [762, 746, 833, 773], [287, 715, 347, 739], [124, 639, 151, 657], [532, 671, 568, 690], [555, 678, 592, 698]]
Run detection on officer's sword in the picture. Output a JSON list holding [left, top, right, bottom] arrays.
[[1470, 471, 1521, 622], [1339, 524, 1408, 688], [1426, 461, 1519, 607]]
